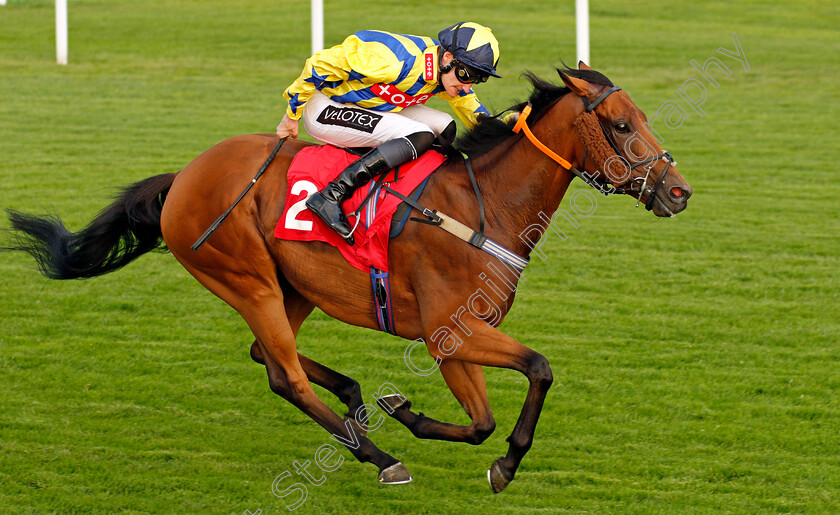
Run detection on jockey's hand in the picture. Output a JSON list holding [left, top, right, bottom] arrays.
[[276, 114, 299, 139]]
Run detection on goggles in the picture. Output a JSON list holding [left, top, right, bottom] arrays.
[[453, 61, 489, 84]]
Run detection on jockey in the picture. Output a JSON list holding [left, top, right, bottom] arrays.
[[276, 22, 502, 244]]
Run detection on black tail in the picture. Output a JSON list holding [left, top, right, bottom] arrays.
[[4, 173, 177, 280]]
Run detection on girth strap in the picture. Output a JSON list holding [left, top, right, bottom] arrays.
[[362, 175, 397, 334]]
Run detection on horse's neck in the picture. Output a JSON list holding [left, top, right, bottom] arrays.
[[473, 102, 580, 258]]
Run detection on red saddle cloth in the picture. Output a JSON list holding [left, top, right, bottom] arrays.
[[274, 145, 446, 273]]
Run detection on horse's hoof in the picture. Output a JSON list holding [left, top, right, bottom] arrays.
[[376, 394, 410, 414], [487, 458, 513, 493], [378, 462, 412, 485]]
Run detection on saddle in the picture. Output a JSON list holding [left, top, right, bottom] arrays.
[[274, 145, 446, 273]]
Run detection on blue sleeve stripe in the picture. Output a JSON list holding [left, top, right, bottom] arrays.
[[287, 93, 304, 115], [304, 67, 343, 90], [347, 70, 366, 82], [354, 30, 416, 84], [306, 77, 343, 90], [396, 58, 417, 84], [403, 34, 429, 53]]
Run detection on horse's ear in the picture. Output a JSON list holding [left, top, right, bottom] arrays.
[[558, 69, 598, 100], [578, 61, 593, 71]]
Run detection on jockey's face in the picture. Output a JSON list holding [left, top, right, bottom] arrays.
[[440, 51, 474, 97]]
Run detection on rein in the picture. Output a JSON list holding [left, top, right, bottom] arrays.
[[384, 181, 529, 272], [512, 86, 675, 211]]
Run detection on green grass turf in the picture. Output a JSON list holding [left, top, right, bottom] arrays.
[[1, 0, 838, 513]]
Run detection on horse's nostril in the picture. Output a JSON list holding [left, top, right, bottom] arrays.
[[670, 186, 692, 202]]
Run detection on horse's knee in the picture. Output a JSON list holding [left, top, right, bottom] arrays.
[[526, 353, 553, 389]]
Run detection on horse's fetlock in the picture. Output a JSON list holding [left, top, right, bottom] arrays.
[[507, 432, 534, 453]]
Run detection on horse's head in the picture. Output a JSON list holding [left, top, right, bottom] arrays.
[[559, 63, 692, 217]]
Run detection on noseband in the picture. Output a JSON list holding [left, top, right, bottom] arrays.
[[513, 85, 675, 211]]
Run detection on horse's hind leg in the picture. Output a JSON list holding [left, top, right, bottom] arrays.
[[252, 343, 367, 436], [171, 255, 406, 483], [254, 335, 409, 483], [249, 280, 367, 434], [379, 359, 495, 445], [298, 354, 368, 434]]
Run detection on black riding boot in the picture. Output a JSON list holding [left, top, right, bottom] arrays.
[[306, 132, 434, 245], [305, 148, 390, 245]]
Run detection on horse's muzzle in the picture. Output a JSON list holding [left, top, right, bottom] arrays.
[[650, 183, 692, 217]]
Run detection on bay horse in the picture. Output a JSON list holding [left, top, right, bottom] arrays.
[[4, 64, 691, 493]]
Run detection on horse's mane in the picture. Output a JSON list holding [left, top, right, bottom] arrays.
[[454, 66, 613, 158]]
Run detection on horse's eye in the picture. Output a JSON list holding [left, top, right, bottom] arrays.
[[614, 121, 630, 133]]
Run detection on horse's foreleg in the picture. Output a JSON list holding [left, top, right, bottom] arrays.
[[378, 359, 495, 445], [439, 326, 553, 494]]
